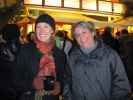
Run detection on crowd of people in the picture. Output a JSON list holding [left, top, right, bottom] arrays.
[[0, 13, 133, 100]]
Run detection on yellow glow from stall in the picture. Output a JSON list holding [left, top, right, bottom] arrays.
[[64, 0, 80, 8], [56, 25, 63, 30], [6, 0, 17, 7], [128, 26, 133, 33], [0, 0, 5, 8], [56, 24, 72, 39], [99, 1, 112, 12], [45, 0, 61, 6], [26, 6, 122, 17], [113, 3, 124, 14], [24, 0, 42, 5], [62, 24, 72, 39], [82, 0, 97, 10], [27, 24, 33, 34]]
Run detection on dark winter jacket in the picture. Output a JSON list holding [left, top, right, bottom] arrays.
[[13, 43, 66, 97], [119, 36, 133, 89], [0, 41, 20, 100], [64, 40, 131, 100]]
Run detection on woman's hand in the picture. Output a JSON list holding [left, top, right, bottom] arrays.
[[33, 76, 44, 90], [51, 81, 61, 95]]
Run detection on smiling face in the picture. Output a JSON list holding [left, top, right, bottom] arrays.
[[74, 26, 95, 48], [36, 22, 54, 43]]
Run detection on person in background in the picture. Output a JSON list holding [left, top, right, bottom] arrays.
[[101, 26, 120, 54], [0, 24, 21, 100], [14, 13, 67, 100], [119, 29, 133, 92], [119, 29, 129, 44], [55, 30, 72, 56], [63, 21, 131, 100], [115, 31, 121, 40], [26, 31, 35, 43], [1, 24, 21, 56]]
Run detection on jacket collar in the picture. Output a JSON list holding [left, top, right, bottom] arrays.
[[71, 39, 106, 60]]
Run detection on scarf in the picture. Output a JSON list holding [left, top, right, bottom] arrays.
[[33, 37, 56, 90]]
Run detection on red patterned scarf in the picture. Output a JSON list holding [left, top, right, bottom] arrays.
[[33, 37, 56, 90]]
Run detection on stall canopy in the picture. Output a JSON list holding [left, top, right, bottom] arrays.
[[115, 17, 133, 26]]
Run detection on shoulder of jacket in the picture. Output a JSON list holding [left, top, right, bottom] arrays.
[[54, 46, 65, 54]]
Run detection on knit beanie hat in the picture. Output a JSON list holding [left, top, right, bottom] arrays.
[[35, 13, 55, 31]]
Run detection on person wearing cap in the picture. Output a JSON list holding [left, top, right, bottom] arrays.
[[14, 13, 67, 100], [63, 21, 131, 100]]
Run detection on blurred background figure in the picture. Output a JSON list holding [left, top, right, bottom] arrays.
[[119, 29, 129, 44], [95, 29, 102, 40], [26, 31, 35, 44], [119, 29, 133, 91], [1, 24, 21, 56], [101, 26, 120, 54], [55, 30, 72, 56], [115, 31, 121, 40], [0, 24, 21, 100]]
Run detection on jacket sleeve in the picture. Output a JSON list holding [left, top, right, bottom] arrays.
[[13, 45, 34, 93], [109, 50, 131, 100], [63, 62, 72, 100]]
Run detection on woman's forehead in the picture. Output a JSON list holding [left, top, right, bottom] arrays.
[[75, 26, 89, 31]]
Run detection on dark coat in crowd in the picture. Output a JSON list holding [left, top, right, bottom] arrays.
[[102, 27, 120, 54], [119, 35, 133, 90], [13, 43, 66, 100], [0, 42, 17, 100], [0, 24, 20, 100], [102, 36, 120, 54], [64, 40, 131, 100]]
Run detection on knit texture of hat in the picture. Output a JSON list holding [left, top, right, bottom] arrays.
[[35, 13, 55, 31]]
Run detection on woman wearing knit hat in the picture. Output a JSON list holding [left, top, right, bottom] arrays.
[[14, 13, 67, 100]]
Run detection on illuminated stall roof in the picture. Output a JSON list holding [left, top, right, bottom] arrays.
[[16, 17, 35, 25], [82, 0, 97, 10], [20, 0, 127, 27], [45, 0, 61, 7], [64, 0, 80, 8], [48, 12, 98, 23], [115, 17, 133, 26], [24, 0, 125, 14]]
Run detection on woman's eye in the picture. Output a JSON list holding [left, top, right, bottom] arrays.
[[44, 25, 49, 28], [82, 31, 87, 34]]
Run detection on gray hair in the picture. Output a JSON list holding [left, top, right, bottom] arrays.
[[72, 21, 96, 38]]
